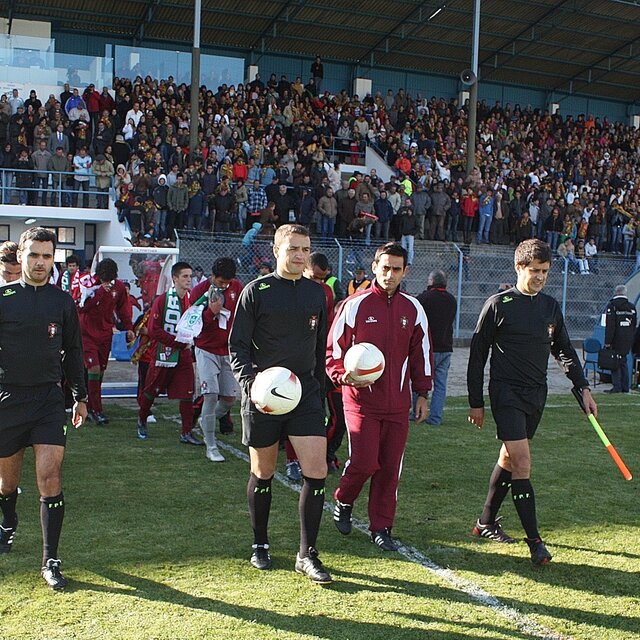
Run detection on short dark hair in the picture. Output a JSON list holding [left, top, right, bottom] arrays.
[[373, 242, 408, 268], [96, 257, 118, 281], [0, 241, 18, 264], [18, 227, 56, 252], [212, 256, 236, 279], [171, 261, 192, 277], [273, 224, 309, 248], [66, 253, 81, 266], [309, 252, 329, 271], [514, 239, 551, 266]]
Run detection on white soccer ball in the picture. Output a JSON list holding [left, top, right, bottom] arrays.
[[344, 342, 385, 384], [251, 366, 302, 415]]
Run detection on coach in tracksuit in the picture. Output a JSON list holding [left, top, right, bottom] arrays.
[[327, 242, 433, 551]]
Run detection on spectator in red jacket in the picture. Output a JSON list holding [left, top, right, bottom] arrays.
[[327, 242, 432, 551]]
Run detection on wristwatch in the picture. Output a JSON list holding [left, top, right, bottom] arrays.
[[577, 386, 591, 394], [76, 396, 89, 403]]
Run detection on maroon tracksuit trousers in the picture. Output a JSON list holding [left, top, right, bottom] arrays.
[[334, 411, 409, 531]]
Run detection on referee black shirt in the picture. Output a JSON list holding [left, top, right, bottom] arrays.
[[0, 280, 87, 400], [467, 286, 588, 408], [229, 272, 327, 394]]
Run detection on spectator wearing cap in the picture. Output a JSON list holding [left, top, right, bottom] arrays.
[[347, 266, 371, 296]]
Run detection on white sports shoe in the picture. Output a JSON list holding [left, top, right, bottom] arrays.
[[147, 414, 157, 424], [206, 446, 225, 462]]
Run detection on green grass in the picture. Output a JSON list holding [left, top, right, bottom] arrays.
[[1, 395, 639, 640]]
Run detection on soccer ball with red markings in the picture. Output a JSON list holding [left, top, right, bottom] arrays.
[[344, 342, 385, 384], [251, 366, 302, 415]]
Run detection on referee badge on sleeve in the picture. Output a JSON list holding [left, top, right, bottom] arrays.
[[547, 324, 555, 339], [309, 315, 318, 330], [47, 323, 61, 338]]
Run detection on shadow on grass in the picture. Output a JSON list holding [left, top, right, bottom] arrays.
[[70, 567, 533, 640], [550, 542, 640, 561], [429, 544, 640, 599]]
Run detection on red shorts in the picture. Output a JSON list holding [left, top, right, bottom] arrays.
[[142, 360, 195, 400], [83, 336, 112, 370]]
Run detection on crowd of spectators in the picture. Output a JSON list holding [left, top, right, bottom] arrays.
[[1, 60, 640, 258]]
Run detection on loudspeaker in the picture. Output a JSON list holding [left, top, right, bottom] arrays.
[[460, 69, 477, 86]]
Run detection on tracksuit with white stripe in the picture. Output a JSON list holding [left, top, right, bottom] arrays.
[[326, 280, 433, 532]]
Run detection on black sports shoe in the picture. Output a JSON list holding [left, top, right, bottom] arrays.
[[95, 412, 109, 425], [0, 516, 18, 554], [41, 558, 68, 590], [472, 517, 516, 543], [333, 501, 353, 535], [219, 411, 234, 435], [526, 537, 553, 566], [295, 547, 332, 584], [371, 528, 400, 551], [250, 544, 272, 570]]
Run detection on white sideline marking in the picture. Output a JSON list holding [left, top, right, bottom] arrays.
[[213, 437, 572, 640]]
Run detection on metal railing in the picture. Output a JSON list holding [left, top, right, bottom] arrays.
[[0, 167, 113, 209], [176, 231, 633, 340]]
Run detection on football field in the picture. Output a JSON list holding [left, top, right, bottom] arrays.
[[1, 395, 638, 640]]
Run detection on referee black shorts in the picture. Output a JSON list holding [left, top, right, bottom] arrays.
[[0, 384, 67, 458], [489, 381, 547, 442], [241, 376, 326, 449]]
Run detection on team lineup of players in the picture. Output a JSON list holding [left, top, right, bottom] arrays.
[[0, 227, 597, 589]]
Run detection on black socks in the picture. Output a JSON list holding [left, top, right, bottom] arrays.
[[0, 489, 18, 528], [299, 476, 326, 558], [40, 493, 65, 565], [480, 465, 512, 525], [247, 473, 272, 546], [511, 479, 540, 540]]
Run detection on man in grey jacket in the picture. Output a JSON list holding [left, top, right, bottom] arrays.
[[31, 141, 52, 206], [429, 182, 451, 241], [411, 183, 432, 240]]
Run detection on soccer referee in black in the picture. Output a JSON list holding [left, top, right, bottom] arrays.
[[0, 227, 88, 589], [230, 224, 331, 584], [467, 239, 597, 565]]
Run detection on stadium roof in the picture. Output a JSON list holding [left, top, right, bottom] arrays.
[[5, 0, 640, 104]]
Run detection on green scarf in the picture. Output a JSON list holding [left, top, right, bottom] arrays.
[[155, 288, 186, 368]]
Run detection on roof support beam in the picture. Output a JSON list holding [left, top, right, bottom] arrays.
[[478, 0, 571, 80], [134, 0, 162, 45], [354, 1, 444, 66], [249, 0, 305, 54], [550, 32, 640, 94]]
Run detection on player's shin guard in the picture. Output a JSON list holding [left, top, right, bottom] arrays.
[[214, 398, 235, 419], [299, 476, 325, 558], [179, 400, 195, 436], [511, 479, 540, 540], [201, 394, 218, 448], [0, 489, 18, 527], [87, 373, 102, 413], [480, 464, 512, 525], [138, 392, 154, 424], [40, 493, 64, 565], [248, 473, 272, 546]]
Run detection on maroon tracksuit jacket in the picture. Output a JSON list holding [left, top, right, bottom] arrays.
[[326, 280, 433, 531]]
